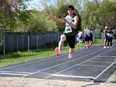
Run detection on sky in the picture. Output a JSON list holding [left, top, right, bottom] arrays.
[[27, 0, 103, 11], [27, 0, 55, 10]]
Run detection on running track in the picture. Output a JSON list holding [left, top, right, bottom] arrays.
[[0, 43, 116, 82]]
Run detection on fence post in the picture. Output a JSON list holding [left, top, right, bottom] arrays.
[[11, 35, 13, 51], [28, 36, 30, 52], [17, 36, 19, 51], [37, 35, 38, 49], [3, 36, 5, 55]]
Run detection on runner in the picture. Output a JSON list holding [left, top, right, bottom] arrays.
[[49, 5, 81, 59]]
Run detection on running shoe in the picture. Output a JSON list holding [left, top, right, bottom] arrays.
[[68, 53, 72, 59], [55, 47, 60, 56]]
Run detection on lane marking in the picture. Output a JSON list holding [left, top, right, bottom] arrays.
[[78, 64, 107, 67], [97, 56, 116, 58], [0, 72, 27, 76], [86, 60, 113, 64], [23, 48, 105, 77], [45, 48, 113, 79], [0, 71, 30, 76], [0, 71, 30, 74], [94, 60, 116, 80], [0, 56, 59, 71], [0, 45, 102, 71], [51, 74, 95, 80]]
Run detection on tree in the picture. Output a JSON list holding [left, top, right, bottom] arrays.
[[80, 0, 116, 31], [0, 0, 31, 31]]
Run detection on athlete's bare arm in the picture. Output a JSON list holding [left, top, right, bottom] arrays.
[[49, 15, 78, 29], [66, 16, 78, 29], [48, 15, 66, 23]]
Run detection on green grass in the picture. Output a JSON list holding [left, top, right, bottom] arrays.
[[0, 39, 103, 66]]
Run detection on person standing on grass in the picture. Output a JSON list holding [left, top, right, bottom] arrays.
[[84, 27, 91, 48], [49, 5, 81, 59], [76, 29, 83, 49], [103, 26, 108, 48], [107, 28, 114, 48], [89, 28, 93, 47]]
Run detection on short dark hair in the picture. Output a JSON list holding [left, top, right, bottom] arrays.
[[67, 5, 74, 10]]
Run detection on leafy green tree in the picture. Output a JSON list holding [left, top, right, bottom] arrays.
[[19, 10, 57, 33], [0, 0, 31, 31], [80, 0, 116, 31]]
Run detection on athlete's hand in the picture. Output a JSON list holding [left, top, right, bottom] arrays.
[[61, 17, 66, 23]]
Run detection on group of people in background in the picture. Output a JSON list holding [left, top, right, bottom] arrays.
[[76, 26, 114, 49], [103, 26, 114, 48], [76, 27, 94, 49]]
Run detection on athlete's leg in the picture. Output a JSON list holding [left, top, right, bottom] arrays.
[[69, 48, 74, 54], [104, 39, 107, 48], [67, 36, 75, 59], [55, 34, 66, 56], [109, 38, 112, 48], [58, 34, 66, 52]]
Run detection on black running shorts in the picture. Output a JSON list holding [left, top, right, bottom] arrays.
[[66, 35, 75, 48]]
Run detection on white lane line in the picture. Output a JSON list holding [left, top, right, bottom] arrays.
[[94, 60, 116, 80], [0, 45, 102, 70], [78, 64, 107, 68], [97, 56, 116, 58], [51, 74, 95, 80], [23, 48, 105, 77], [0, 71, 30, 74], [0, 56, 59, 71], [0, 71, 30, 76], [45, 48, 113, 79], [0, 72, 27, 76], [87, 60, 113, 64]]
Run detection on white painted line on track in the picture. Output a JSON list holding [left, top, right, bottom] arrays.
[[78, 64, 107, 68], [97, 56, 116, 58], [0, 56, 59, 71], [0, 71, 30, 76], [87, 60, 113, 64], [94, 60, 116, 80], [45, 48, 113, 79], [51, 74, 95, 80], [0, 71, 30, 74], [0, 45, 103, 71], [0, 72, 27, 76], [23, 48, 105, 77]]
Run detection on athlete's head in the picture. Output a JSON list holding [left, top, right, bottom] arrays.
[[67, 5, 75, 16], [67, 5, 74, 10]]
